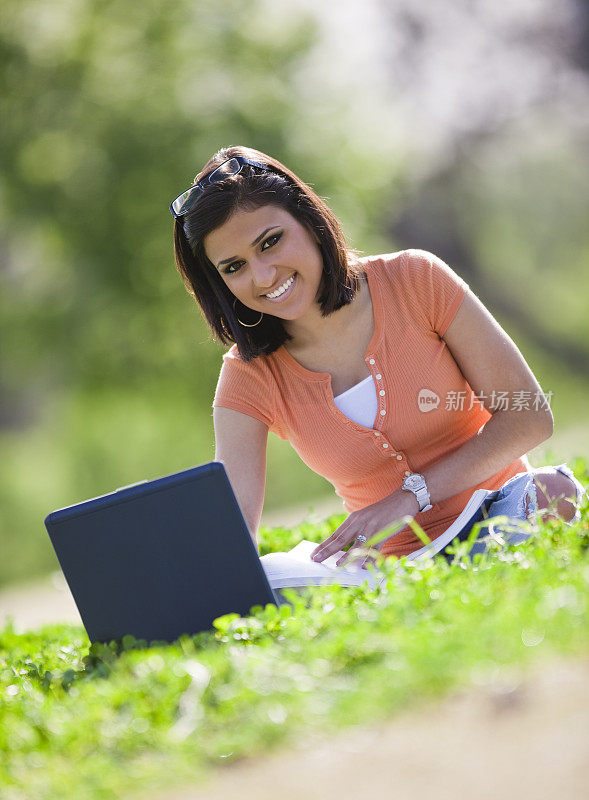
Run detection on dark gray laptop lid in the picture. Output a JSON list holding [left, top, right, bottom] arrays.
[[44, 462, 279, 643]]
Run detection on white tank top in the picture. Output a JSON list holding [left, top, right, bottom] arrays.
[[333, 375, 378, 428]]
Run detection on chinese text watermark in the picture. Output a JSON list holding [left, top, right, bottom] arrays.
[[417, 388, 554, 413]]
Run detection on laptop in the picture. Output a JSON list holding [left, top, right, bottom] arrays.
[[44, 462, 282, 644]]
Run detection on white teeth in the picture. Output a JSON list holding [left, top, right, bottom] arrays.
[[265, 275, 294, 299]]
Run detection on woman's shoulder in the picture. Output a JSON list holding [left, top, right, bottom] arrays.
[[216, 343, 278, 400], [220, 343, 276, 375], [222, 343, 243, 363], [359, 249, 465, 290], [358, 248, 436, 273], [355, 249, 417, 293]]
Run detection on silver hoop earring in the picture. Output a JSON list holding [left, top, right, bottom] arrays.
[[233, 297, 263, 327]]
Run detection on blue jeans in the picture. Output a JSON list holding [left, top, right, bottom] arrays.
[[449, 463, 586, 559]]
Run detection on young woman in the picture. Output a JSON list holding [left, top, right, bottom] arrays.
[[171, 145, 584, 568]]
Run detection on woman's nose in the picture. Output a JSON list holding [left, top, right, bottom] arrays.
[[250, 260, 277, 290]]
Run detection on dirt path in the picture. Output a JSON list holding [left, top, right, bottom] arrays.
[[146, 655, 589, 800]]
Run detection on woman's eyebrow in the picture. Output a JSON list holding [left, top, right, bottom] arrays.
[[216, 226, 279, 269]]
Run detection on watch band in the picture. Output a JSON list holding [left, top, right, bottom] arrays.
[[402, 473, 433, 512], [415, 488, 433, 513]]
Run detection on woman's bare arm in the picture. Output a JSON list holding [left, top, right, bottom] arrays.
[[213, 407, 269, 544], [418, 289, 553, 506]]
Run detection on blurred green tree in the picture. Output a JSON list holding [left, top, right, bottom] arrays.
[[0, 0, 399, 585], [0, 0, 394, 428]]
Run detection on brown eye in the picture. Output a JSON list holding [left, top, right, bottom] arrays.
[[223, 261, 243, 275], [261, 233, 281, 250]]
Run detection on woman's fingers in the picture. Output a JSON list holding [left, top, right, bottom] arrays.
[[335, 546, 361, 567], [311, 521, 357, 562], [312, 528, 381, 564], [336, 543, 381, 568], [336, 541, 382, 568], [312, 536, 352, 562], [361, 553, 380, 569], [311, 501, 392, 562], [310, 503, 393, 563], [312, 518, 384, 567]]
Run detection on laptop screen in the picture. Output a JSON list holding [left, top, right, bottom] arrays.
[[45, 463, 278, 643]]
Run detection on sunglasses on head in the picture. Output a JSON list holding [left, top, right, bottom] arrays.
[[169, 156, 268, 219]]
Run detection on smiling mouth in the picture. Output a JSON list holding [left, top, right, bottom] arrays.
[[263, 274, 296, 300]]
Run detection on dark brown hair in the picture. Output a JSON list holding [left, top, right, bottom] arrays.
[[173, 145, 364, 361]]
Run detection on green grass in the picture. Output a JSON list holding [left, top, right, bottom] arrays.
[[1, 459, 589, 800]]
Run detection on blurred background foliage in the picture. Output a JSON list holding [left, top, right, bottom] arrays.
[[1, 0, 588, 587]]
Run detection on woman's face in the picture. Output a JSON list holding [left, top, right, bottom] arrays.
[[203, 204, 324, 322]]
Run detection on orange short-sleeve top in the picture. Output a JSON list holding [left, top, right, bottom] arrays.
[[213, 249, 527, 557]]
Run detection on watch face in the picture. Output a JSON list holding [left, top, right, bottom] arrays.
[[405, 475, 421, 490]]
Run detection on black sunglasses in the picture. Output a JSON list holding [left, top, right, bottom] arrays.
[[169, 156, 268, 219]]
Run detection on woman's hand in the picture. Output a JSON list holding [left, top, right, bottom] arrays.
[[310, 489, 419, 569]]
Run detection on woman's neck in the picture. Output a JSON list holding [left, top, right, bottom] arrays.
[[284, 273, 369, 354]]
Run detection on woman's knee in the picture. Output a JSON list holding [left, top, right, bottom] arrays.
[[532, 468, 579, 523]]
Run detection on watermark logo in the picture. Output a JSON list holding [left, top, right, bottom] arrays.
[[418, 389, 440, 413], [417, 389, 554, 412]]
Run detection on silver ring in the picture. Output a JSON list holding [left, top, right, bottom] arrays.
[[355, 535, 368, 544]]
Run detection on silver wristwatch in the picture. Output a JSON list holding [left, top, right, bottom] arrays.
[[401, 473, 433, 512]]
